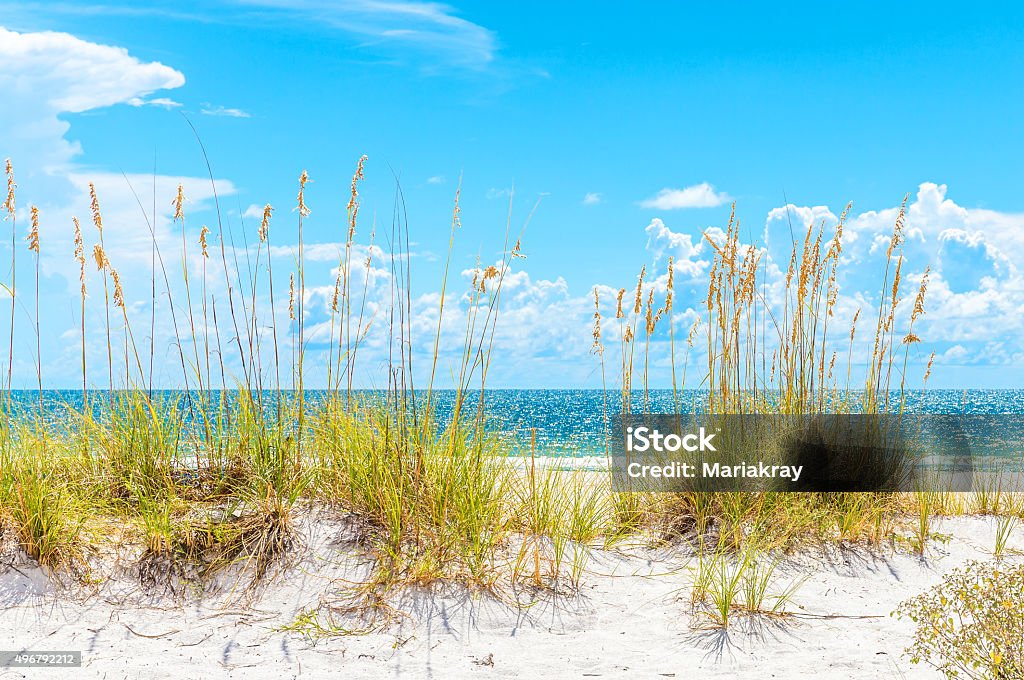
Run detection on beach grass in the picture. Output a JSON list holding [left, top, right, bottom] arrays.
[[0, 155, 1020, 634]]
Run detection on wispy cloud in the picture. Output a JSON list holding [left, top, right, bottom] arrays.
[[127, 96, 182, 108], [427, 175, 445, 185], [200, 103, 251, 118], [582, 192, 602, 206], [640, 182, 731, 210], [232, 0, 497, 68]]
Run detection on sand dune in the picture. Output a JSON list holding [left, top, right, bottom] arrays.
[[0, 513, 1019, 679]]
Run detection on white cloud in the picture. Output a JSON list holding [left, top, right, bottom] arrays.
[[242, 204, 265, 220], [640, 182, 731, 210], [199, 103, 251, 118], [486, 187, 511, 200], [582, 192, 602, 206], [0, 26, 185, 171], [427, 175, 445, 185]]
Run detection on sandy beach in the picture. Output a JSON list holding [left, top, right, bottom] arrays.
[[1, 511, 1019, 679]]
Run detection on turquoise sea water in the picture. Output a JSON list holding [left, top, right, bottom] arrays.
[[4, 389, 1023, 457]]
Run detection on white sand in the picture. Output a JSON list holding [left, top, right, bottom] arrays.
[[0, 512, 1020, 679]]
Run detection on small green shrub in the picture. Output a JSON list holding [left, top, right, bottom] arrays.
[[896, 560, 1024, 679]]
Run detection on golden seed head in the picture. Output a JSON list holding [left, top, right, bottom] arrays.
[[644, 289, 655, 333], [590, 288, 603, 355], [902, 333, 921, 345], [288, 273, 296, 320], [92, 243, 108, 271], [73, 217, 86, 295], [785, 247, 797, 288], [259, 203, 273, 242], [173, 183, 185, 220], [891, 257, 903, 305], [331, 273, 341, 313], [297, 170, 311, 218], [686, 318, 700, 347], [850, 307, 861, 342], [2, 158, 14, 217], [623, 325, 634, 343], [452, 186, 462, 231], [111, 268, 124, 308], [633, 265, 646, 314], [924, 351, 936, 383], [89, 182, 103, 233], [615, 288, 625, 318], [887, 194, 909, 259], [347, 155, 367, 239], [912, 265, 930, 322], [27, 206, 39, 253], [199, 225, 210, 258], [512, 239, 526, 259]]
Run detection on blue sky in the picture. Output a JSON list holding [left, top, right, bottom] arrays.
[[1, 2, 1023, 388]]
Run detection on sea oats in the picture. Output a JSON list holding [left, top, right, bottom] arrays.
[[644, 289, 654, 333], [89, 182, 103, 233], [259, 204, 273, 242], [686, 318, 700, 347], [27, 206, 39, 253], [924, 351, 936, 383], [891, 256, 903, 308], [199, 225, 210, 258], [912, 266, 930, 322], [886, 194, 909, 259], [73, 217, 86, 296], [93, 244, 108, 271], [173, 183, 185, 221], [111, 268, 124, 308], [633, 265, 645, 314], [452, 186, 462, 231], [297, 170, 311, 218], [331, 274, 341, 313], [288, 273, 296, 320], [347, 155, 367, 239], [2, 159, 14, 217], [615, 288, 625, 319]]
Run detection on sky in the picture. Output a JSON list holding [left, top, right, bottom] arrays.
[[1, 1, 1023, 389]]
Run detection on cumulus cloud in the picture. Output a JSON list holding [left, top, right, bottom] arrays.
[[640, 182, 731, 210], [0, 26, 185, 170], [582, 192, 602, 205]]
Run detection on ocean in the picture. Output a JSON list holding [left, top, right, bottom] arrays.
[[3, 388, 1023, 458]]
